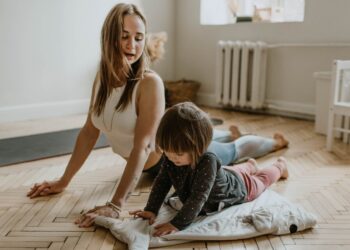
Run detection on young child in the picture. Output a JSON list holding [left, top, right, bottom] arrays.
[[130, 102, 289, 237]]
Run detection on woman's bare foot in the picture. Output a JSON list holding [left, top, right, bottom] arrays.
[[275, 157, 289, 179], [229, 125, 242, 141], [247, 158, 258, 174], [273, 133, 289, 150]]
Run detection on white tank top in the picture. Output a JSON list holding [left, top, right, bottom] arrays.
[[91, 79, 140, 158]]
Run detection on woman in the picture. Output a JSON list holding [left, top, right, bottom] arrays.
[[27, 3, 288, 228], [27, 3, 165, 227]]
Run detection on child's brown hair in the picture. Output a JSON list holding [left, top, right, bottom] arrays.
[[156, 102, 213, 167]]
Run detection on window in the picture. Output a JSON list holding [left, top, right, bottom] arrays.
[[200, 0, 305, 25]]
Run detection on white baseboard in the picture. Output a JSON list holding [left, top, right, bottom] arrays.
[[0, 99, 90, 123], [196, 93, 315, 117], [265, 99, 315, 115], [1, 95, 316, 123]]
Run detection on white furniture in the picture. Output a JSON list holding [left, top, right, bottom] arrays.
[[314, 71, 331, 134], [314, 72, 343, 136], [326, 60, 350, 151]]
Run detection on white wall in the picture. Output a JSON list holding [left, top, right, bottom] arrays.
[[266, 45, 350, 115], [142, 0, 175, 81], [175, 0, 350, 115], [3, 0, 350, 123], [0, 0, 175, 123]]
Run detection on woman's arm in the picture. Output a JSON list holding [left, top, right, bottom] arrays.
[[59, 114, 100, 185], [111, 72, 165, 207], [27, 74, 100, 198], [76, 72, 165, 227]]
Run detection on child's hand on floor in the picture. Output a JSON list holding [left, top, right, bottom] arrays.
[[129, 210, 156, 225], [153, 222, 179, 237]]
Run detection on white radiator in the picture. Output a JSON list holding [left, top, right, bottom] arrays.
[[215, 40, 268, 109]]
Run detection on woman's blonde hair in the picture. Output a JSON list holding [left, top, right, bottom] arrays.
[[156, 102, 213, 167], [93, 3, 149, 116]]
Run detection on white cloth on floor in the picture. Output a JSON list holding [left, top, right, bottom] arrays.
[[95, 190, 317, 250]]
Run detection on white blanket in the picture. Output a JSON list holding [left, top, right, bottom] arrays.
[[95, 190, 317, 250]]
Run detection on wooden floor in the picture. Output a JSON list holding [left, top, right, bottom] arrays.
[[1, 108, 350, 250]]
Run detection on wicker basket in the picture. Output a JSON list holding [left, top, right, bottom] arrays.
[[164, 79, 201, 106]]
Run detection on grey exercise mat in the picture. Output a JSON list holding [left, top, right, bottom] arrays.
[[0, 129, 109, 167]]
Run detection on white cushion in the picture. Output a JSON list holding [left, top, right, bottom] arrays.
[[95, 190, 317, 249]]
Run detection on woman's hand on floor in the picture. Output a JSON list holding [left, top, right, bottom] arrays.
[[27, 180, 66, 198], [75, 205, 119, 228], [129, 210, 156, 225], [153, 222, 179, 237]]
